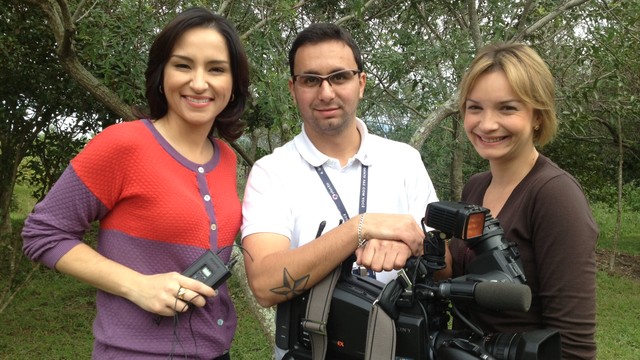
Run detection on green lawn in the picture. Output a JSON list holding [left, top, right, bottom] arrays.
[[596, 272, 640, 359], [591, 202, 640, 255]]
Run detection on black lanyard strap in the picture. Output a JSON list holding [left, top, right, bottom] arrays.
[[315, 164, 368, 222]]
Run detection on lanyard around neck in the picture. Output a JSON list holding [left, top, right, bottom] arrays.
[[315, 164, 368, 222]]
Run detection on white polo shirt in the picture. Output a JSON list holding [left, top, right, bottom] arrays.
[[241, 118, 439, 284]]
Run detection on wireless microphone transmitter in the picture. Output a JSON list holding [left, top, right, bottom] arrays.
[[182, 250, 231, 289]]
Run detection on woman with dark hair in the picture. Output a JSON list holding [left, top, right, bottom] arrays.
[[22, 7, 249, 359]]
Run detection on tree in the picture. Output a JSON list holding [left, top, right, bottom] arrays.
[[0, 1, 112, 313], [545, 0, 640, 269], [0, 2, 101, 235]]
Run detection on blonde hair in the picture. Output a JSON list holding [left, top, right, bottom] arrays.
[[458, 43, 557, 147]]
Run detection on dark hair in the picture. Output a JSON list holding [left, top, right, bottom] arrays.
[[141, 7, 248, 141], [288, 23, 363, 76]]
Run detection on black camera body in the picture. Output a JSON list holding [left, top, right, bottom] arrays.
[[280, 274, 382, 359], [279, 201, 562, 360]]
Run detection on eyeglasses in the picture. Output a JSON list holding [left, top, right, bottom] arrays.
[[292, 69, 361, 88]]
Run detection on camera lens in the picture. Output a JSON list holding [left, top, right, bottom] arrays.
[[483, 330, 563, 360], [484, 332, 522, 360]]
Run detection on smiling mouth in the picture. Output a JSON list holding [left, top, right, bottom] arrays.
[[480, 136, 507, 143], [185, 96, 211, 104]]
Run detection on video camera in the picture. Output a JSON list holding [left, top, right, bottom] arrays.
[[278, 201, 562, 359]]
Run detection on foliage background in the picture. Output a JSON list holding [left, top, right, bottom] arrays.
[[1, 0, 639, 358], [2, 0, 637, 214]]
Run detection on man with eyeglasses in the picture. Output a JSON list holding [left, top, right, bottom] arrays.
[[241, 23, 440, 359]]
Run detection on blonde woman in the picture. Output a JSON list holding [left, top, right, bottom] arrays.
[[451, 43, 597, 359]]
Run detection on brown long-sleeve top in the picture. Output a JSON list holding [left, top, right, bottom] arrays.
[[450, 154, 597, 360]]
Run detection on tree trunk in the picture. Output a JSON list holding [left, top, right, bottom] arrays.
[[0, 143, 24, 237], [609, 116, 623, 271], [450, 115, 464, 201]]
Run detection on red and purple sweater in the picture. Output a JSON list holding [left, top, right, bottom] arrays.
[[22, 119, 241, 359]]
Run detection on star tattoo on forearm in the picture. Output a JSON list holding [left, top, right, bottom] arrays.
[[270, 268, 310, 299]]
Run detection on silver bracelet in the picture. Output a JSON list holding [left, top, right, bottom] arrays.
[[357, 213, 367, 248]]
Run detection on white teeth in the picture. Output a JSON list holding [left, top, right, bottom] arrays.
[[186, 97, 210, 103], [481, 136, 505, 143]]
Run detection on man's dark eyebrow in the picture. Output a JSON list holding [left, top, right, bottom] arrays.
[[296, 68, 348, 75]]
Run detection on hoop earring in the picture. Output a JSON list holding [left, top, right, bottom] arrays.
[[230, 93, 235, 102], [159, 85, 164, 94]]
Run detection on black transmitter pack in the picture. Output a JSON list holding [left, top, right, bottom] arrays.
[[182, 250, 231, 289]]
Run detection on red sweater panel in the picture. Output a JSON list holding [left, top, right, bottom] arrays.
[[70, 120, 241, 251]]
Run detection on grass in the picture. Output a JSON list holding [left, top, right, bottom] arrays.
[[2, 192, 639, 359], [0, 269, 95, 358], [596, 272, 640, 359], [592, 202, 640, 255], [9, 184, 37, 221], [228, 274, 274, 359], [0, 257, 272, 359]]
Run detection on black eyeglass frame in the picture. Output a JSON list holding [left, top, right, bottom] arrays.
[[292, 69, 362, 88]]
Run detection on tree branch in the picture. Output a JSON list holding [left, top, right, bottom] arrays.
[[367, 69, 428, 120], [409, 95, 459, 150], [52, 0, 75, 57], [24, 0, 134, 120], [513, 0, 590, 42], [515, 0, 536, 34], [219, 0, 231, 15], [241, 0, 306, 40], [335, 0, 377, 26], [72, 0, 98, 23], [466, 0, 482, 49]]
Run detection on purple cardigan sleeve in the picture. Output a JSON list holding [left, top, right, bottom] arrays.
[[22, 165, 108, 269]]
